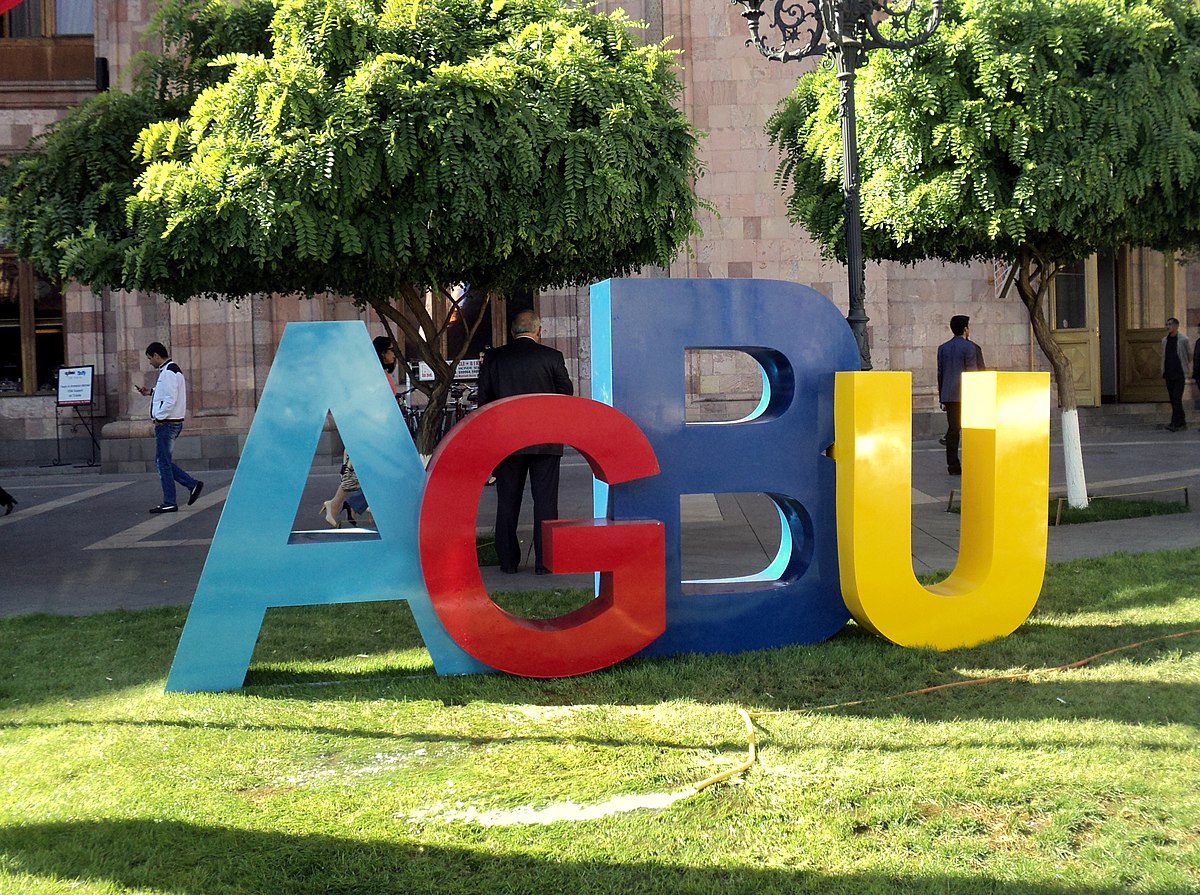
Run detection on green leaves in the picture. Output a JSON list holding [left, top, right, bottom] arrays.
[[0, 0, 277, 291], [1, 0, 703, 455], [769, 0, 1200, 266], [122, 0, 704, 304]]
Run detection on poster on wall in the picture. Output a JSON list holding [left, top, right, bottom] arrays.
[[56, 366, 94, 406]]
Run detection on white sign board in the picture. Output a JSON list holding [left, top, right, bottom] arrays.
[[417, 358, 481, 382], [56, 365, 94, 406]]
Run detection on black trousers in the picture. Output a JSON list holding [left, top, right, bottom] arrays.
[[494, 453, 561, 570], [944, 401, 962, 473], [1166, 376, 1186, 427]]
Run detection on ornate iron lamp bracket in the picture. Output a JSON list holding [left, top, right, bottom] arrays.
[[731, 0, 942, 371], [733, 0, 941, 63]]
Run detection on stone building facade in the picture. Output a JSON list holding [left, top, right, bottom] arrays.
[[1, 0, 1194, 470], [0, 0, 381, 468]]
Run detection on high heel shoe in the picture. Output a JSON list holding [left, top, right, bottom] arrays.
[[343, 505, 358, 527], [318, 500, 338, 528]]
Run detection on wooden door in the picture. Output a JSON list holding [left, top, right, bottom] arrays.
[[1050, 257, 1100, 407], [1117, 248, 1177, 402]]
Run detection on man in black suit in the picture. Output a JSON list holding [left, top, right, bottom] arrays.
[[477, 310, 574, 574]]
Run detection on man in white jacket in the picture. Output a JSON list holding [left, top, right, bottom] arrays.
[[135, 342, 204, 513]]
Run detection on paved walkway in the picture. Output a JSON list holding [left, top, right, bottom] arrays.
[[0, 428, 1196, 619]]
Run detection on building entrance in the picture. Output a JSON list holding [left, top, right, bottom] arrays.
[[1050, 249, 1180, 407]]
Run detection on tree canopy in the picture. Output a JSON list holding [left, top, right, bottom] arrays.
[[123, 0, 704, 307], [768, 0, 1200, 507], [768, 0, 1200, 268], [0, 0, 276, 286], [2, 0, 705, 451]]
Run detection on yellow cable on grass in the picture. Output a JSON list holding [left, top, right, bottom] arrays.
[[691, 708, 757, 794]]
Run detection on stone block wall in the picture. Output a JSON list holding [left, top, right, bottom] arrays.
[[3, 0, 1193, 473]]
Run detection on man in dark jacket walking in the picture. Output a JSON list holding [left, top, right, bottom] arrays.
[[937, 315, 986, 476], [477, 310, 574, 574]]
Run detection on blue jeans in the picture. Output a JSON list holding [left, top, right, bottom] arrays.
[[155, 421, 197, 506]]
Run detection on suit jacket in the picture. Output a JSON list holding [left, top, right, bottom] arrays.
[[477, 336, 574, 454], [936, 336, 985, 404], [1162, 332, 1191, 378]]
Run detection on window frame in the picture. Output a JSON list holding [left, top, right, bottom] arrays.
[[0, 0, 92, 38], [0, 252, 66, 397]]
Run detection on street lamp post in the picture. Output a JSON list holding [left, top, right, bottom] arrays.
[[732, 0, 942, 370]]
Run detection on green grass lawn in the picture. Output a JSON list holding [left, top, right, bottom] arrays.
[[2, 549, 1198, 894], [1051, 495, 1192, 526], [948, 494, 1192, 525]]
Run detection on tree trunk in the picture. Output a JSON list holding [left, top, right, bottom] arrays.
[[366, 285, 493, 459], [1014, 247, 1089, 509], [415, 382, 450, 461]]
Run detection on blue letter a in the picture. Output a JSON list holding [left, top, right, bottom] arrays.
[[165, 321, 489, 692]]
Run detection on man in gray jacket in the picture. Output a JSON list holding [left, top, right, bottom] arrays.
[[937, 315, 986, 476], [1161, 318, 1191, 432]]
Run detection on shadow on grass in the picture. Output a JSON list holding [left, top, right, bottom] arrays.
[[236, 621, 1200, 726], [0, 716, 750, 754], [1, 669, 1196, 753], [1, 552, 1198, 725], [3, 617, 1195, 732], [0, 819, 1192, 895]]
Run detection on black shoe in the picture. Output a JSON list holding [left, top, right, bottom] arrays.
[[938, 436, 947, 446], [500, 565, 518, 574], [0, 488, 15, 516], [187, 481, 204, 506], [535, 565, 551, 576], [149, 504, 178, 514], [948, 468, 961, 477]]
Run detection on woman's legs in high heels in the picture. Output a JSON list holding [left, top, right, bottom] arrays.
[[320, 486, 347, 528]]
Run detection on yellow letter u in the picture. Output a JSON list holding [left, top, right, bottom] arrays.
[[833, 371, 1050, 649]]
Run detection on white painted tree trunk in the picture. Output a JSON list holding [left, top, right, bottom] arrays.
[[1059, 407, 1088, 509], [1011, 254, 1089, 512]]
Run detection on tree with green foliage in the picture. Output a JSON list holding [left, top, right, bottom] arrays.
[[0, 0, 276, 288], [768, 0, 1200, 507], [121, 0, 704, 453], [1, 0, 703, 454]]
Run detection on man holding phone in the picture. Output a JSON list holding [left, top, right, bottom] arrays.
[[135, 342, 203, 513]]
